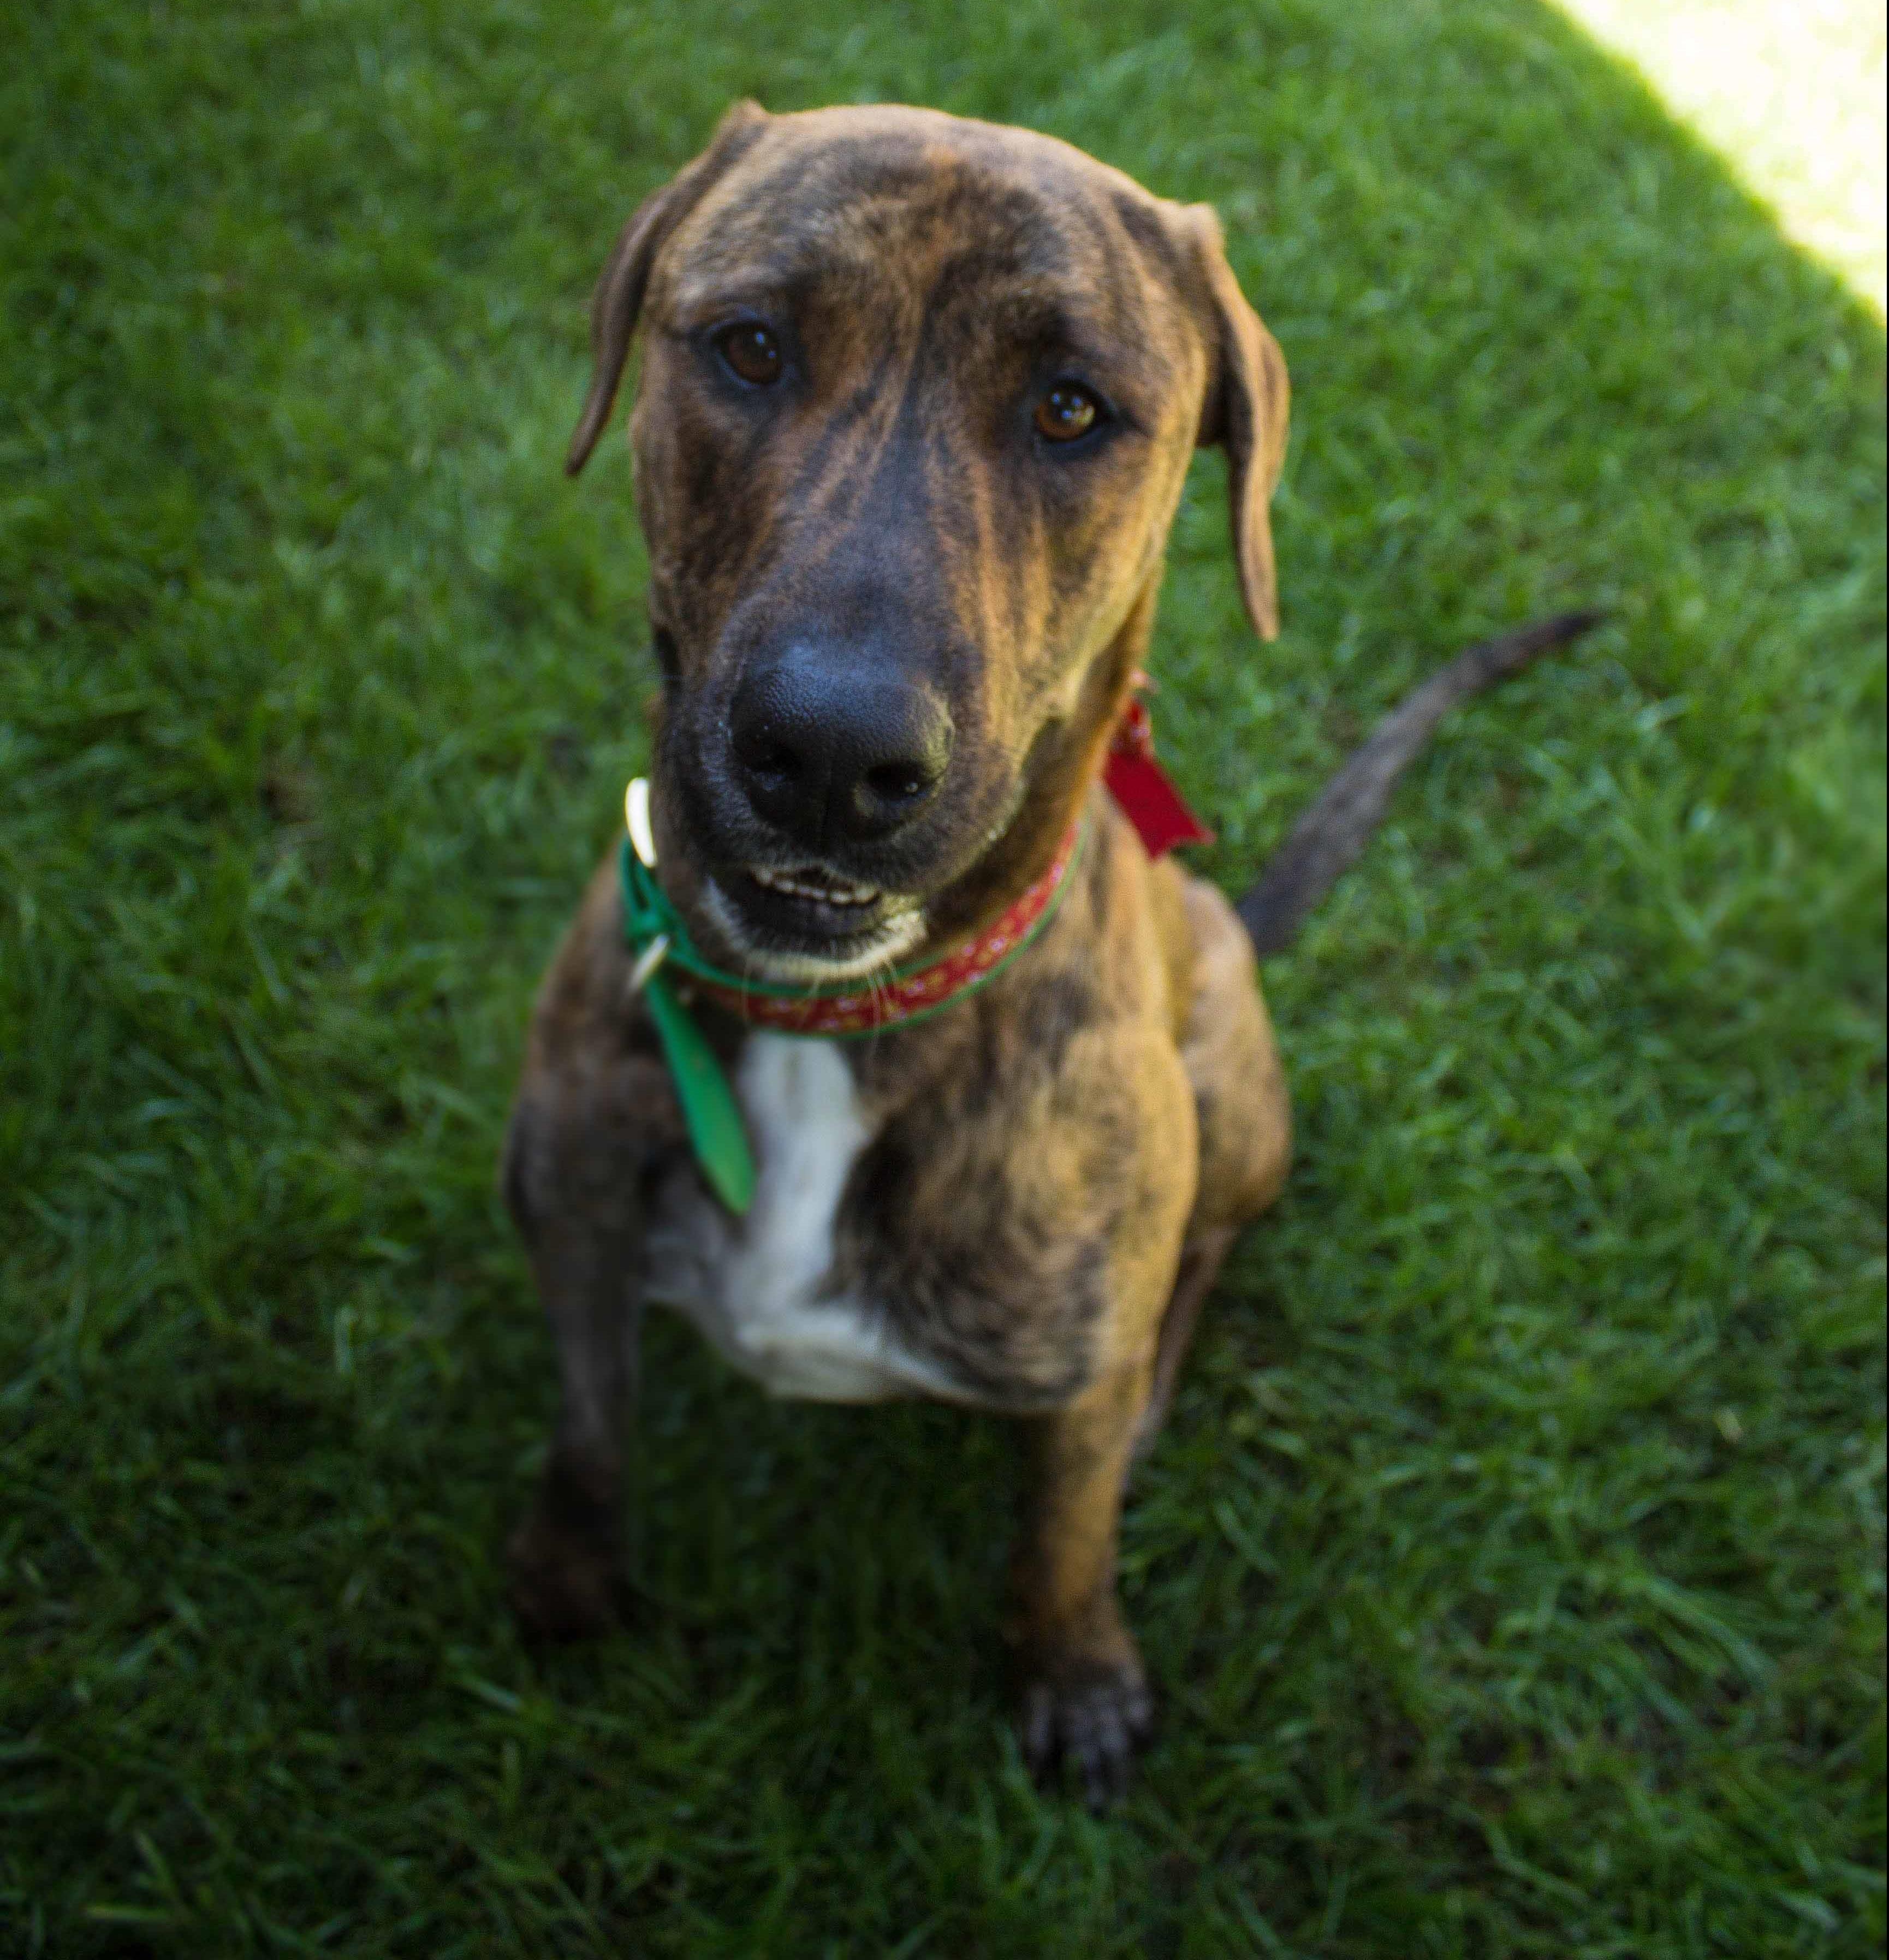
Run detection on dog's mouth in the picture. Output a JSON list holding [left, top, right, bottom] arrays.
[[702, 862, 928, 982]]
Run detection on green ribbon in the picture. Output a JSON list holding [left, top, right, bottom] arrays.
[[617, 841, 757, 1216], [616, 825, 1085, 1216]]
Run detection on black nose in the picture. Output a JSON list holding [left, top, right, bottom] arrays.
[[729, 644, 954, 850]]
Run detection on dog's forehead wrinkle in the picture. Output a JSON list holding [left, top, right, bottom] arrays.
[[680, 123, 1179, 337]]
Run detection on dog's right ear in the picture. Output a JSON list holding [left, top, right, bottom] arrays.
[[1178, 204, 1290, 642], [565, 99, 770, 477]]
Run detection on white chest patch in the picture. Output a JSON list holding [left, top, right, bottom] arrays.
[[643, 1034, 955, 1403]]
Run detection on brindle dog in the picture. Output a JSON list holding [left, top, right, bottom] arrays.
[[504, 99, 1590, 1808]]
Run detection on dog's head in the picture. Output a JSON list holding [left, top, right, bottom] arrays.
[[568, 102, 1287, 979]]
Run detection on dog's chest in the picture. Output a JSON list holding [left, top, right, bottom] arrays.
[[643, 1034, 954, 1403]]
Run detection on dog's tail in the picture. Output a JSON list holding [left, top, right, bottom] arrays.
[[1237, 610, 1601, 959]]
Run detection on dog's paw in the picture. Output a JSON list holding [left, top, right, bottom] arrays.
[[1018, 1654, 1155, 1812], [506, 1507, 632, 1642]]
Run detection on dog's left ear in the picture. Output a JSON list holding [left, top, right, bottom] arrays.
[[566, 99, 771, 476], [1179, 205, 1290, 640]]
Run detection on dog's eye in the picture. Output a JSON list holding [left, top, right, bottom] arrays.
[[1034, 382, 1103, 444], [716, 322, 783, 388]]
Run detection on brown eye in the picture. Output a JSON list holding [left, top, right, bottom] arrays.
[[716, 322, 783, 387], [1034, 382, 1102, 443]]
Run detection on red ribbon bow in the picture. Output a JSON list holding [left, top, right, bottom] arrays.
[[1102, 688, 1214, 857]]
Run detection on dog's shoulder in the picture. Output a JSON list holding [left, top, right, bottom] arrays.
[[828, 798, 1201, 1404]]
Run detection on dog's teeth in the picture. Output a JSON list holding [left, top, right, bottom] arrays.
[[751, 866, 879, 907]]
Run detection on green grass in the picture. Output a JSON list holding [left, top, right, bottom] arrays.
[[1, 0, 1882, 1953]]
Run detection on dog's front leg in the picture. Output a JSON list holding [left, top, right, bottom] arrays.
[[501, 1036, 684, 1640], [500, 857, 690, 1638], [1009, 1357, 1156, 1809], [504, 1181, 641, 1640]]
